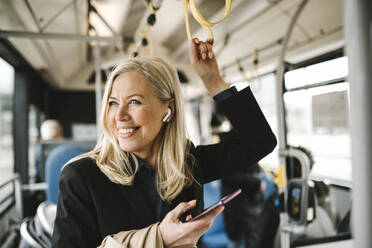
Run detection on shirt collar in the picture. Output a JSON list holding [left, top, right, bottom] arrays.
[[128, 154, 153, 172], [138, 158, 154, 173]]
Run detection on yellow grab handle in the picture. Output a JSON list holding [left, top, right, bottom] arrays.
[[183, 0, 232, 42]]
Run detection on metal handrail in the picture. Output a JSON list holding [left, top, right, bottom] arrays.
[[0, 173, 23, 219], [0, 174, 20, 190]]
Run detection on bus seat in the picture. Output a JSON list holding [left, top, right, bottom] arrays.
[[19, 202, 56, 248], [37, 139, 95, 182], [36, 201, 57, 236], [201, 180, 230, 248], [337, 209, 351, 234], [260, 168, 277, 200], [45, 143, 86, 204]]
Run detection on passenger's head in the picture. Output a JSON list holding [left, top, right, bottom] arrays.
[[40, 119, 63, 141], [285, 146, 314, 179], [92, 57, 191, 200], [100, 57, 185, 161]]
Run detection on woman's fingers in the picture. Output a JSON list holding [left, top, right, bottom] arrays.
[[192, 206, 225, 226], [186, 214, 192, 221], [160, 202, 224, 247], [190, 39, 212, 61], [198, 42, 208, 60], [206, 41, 214, 59], [170, 200, 197, 220], [189, 206, 225, 226], [200, 41, 214, 60], [189, 38, 214, 61], [204, 205, 224, 221], [189, 39, 199, 63], [211, 205, 224, 217], [187, 206, 224, 233]]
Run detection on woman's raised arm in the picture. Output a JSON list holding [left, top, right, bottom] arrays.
[[189, 38, 229, 97]]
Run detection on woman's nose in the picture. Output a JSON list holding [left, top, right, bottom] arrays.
[[115, 105, 130, 121]]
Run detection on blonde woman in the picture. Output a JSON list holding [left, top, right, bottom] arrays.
[[52, 39, 277, 248]]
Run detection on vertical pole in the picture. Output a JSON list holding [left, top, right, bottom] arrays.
[[36, 107, 42, 140], [344, 0, 372, 247], [14, 174, 23, 219], [94, 44, 102, 141], [276, 1, 308, 247], [13, 69, 29, 184]]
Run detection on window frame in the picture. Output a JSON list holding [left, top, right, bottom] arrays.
[[282, 49, 352, 187]]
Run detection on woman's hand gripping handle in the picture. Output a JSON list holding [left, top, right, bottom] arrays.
[[189, 38, 229, 97]]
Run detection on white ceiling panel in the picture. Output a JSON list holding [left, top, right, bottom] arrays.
[[0, 0, 344, 91]]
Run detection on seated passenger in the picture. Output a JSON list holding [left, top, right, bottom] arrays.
[[52, 39, 277, 247], [40, 119, 64, 141], [34, 119, 64, 182]]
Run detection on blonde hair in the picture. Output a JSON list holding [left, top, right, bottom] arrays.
[[76, 57, 195, 201]]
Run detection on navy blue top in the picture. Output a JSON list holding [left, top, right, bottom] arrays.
[[136, 86, 238, 221], [136, 160, 170, 221]]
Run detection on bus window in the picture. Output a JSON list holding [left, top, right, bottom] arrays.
[[0, 57, 15, 199], [284, 57, 351, 183], [285, 57, 348, 90]]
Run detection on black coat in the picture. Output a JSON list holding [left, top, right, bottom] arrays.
[[52, 87, 277, 247]]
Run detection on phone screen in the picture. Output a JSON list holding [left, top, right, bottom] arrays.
[[186, 188, 242, 222]]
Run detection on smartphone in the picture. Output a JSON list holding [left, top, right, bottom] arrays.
[[187, 188, 242, 222]]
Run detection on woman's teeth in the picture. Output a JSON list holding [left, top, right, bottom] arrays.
[[118, 128, 138, 134]]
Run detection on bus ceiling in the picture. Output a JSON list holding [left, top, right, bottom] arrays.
[[0, 0, 343, 93]]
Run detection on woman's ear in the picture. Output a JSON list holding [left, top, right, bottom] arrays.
[[163, 108, 172, 122], [164, 100, 175, 122]]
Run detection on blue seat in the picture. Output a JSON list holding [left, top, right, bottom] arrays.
[[201, 180, 230, 248], [45, 143, 86, 204], [260, 168, 278, 201]]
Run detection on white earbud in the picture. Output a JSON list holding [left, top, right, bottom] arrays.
[[162, 108, 172, 122]]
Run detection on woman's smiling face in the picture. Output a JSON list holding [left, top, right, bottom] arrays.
[[107, 71, 169, 161]]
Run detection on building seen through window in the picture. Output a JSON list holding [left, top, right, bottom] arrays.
[[0, 57, 15, 200], [284, 57, 351, 184]]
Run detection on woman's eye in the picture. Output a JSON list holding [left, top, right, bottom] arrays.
[[108, 101, 118, 106], [129, 99, 141, 104]]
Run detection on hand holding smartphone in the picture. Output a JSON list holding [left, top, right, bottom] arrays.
[[186, 188, 242, 222]]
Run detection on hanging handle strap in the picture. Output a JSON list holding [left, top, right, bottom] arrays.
[[183, 0, 232, 42]]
